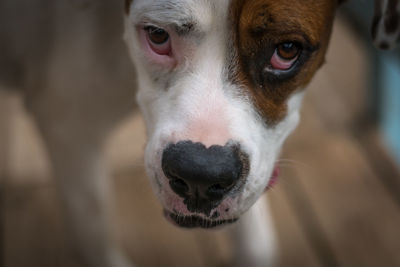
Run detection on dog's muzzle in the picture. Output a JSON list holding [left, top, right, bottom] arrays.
[[161, 141, 249, 216]]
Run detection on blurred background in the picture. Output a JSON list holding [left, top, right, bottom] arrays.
[[0, 1, 400, 267]]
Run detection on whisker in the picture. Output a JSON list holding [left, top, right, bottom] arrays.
[[277, 158, 311, 169]]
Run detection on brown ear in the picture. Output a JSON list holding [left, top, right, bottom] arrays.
[[371, 0, 400, 49]]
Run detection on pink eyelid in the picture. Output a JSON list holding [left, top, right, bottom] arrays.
[[145, 30, 172, 56], [270, 50, 298, 70], [138, 27, 177, 67]]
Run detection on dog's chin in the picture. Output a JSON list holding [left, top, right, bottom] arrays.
[[163, 210, 238, 229]]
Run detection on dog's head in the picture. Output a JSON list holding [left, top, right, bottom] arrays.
[[123, 0, 399, 228]]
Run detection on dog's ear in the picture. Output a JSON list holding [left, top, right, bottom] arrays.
[[371, 0, 400, 50]]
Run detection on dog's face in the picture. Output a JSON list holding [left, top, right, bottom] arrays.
[[123, 0, 337, 228]]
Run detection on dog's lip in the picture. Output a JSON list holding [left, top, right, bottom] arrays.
[[265, 164, 280, 191], [163, 210, 238, 229]]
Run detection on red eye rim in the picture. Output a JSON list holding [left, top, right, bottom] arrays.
[[144, 26, 172, 56], [270, 42, 301, 70]]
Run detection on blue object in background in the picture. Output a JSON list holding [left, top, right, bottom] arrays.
[[380, 55, 400, 165]]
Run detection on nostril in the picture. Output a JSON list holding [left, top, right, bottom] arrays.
[[163, 166, 182, 182], [206, 182, 234, 200], [169, 178, 189, 195]]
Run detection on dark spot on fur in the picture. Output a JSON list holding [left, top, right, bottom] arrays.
[[175, 23, 195, 35]]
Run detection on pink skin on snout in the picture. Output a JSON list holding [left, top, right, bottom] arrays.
[[177, 98, 232, 148]]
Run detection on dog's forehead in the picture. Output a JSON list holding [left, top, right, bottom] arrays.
[[126, 0, 337, 124], [126, 0, 230, 29], [126, 0, 335, 31]]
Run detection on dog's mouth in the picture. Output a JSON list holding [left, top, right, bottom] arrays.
[[266, 164, 280, 191], [163, 210, 238, 229]]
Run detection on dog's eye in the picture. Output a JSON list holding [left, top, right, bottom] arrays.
[[270, 42, 301, 70], [146, 26, 169, 44], [277, 42, 300, 60], [144, 26, 171, 55]]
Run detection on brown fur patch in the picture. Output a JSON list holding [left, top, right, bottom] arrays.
[[229, 0, 337, 124]]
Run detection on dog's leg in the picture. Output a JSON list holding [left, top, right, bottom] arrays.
[[17, 2, 136, 266], [229, 194, 277, 267], [22, 4, 137, 265], [25, 57, 135, 267], [29, 106, 133, 267]]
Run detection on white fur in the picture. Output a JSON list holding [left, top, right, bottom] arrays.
[[228, 194, 278, 267], [125, 0, 304, 220]]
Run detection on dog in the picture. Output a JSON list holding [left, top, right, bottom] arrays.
[[1, 0, 399, 266]]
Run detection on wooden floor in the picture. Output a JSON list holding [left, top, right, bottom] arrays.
[[1, 18, 400, 267]]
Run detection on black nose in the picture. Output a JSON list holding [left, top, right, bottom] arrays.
[[161, 141, 247, 206]]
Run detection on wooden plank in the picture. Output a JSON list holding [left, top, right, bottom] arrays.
[[3, 93, 50, 186], [0, 90, 8, 181], [268, 186, 322, 267], [3, 184, 81, 267], [283, 107, 400, 267], [358, 128, 400, 208], [0, 89, 15, 267], [306, 17, 370, 133]]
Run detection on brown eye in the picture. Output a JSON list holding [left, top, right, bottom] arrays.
[[145, 26, 169, 45], [276, 42, 301, 60], [270, 42, 302, 70]]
